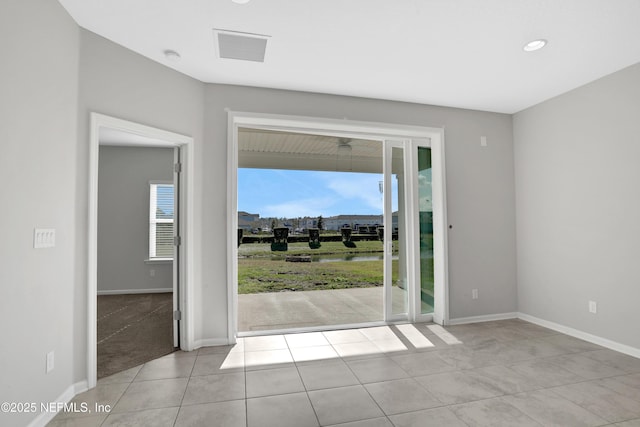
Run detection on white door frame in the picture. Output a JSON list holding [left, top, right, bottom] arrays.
[[226, 111, 449, 341], [87, 113, 195, 389], [383, 140, 409, 322]]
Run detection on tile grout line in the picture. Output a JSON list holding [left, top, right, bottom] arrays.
[[243, 347, 248, 427], [286, 339, 323, 427], [335, 336, 405, 426], [170, 353, 199, 426]]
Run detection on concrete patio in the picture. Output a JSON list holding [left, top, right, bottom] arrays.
[[238, 287, 431, 332]]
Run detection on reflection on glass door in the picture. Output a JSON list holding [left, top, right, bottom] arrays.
[[418, 147, 434, 314]]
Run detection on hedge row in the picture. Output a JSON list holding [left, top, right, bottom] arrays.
[[240, 234, 390, 244]]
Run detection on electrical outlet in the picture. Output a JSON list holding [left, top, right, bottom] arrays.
[[46, 351, 54, 373], [472, 289, 479, 300], [150, 269, 155, 277], [34, 228, 56, 248], [480, 136, 487, 147], [589, 301, 597, 314]]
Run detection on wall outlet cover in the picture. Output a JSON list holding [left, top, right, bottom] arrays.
[[46, 351, 54, 373], [34, 228, 56, 249]]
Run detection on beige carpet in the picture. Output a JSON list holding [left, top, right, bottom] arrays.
[[97, 293, 175, 379]]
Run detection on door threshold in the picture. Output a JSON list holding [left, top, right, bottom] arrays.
[[238, 319, 410, 338]]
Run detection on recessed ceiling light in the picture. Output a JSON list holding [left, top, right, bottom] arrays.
[[232, 0, 251, 4], [523, 39, 547, 52], [164, 50, 181, 61]]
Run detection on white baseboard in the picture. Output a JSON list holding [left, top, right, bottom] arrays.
[[28, 380, 89, 427], [194, 338, 233, 350], [97, 288, 172, 295], [448, 312, 518, 325], [517, 312, 640, 359]]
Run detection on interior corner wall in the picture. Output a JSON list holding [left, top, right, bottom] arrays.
[[98, 146, 174, 294], [203, 84, 517, 339], [514, 62, 640, 350], [77, 30, 204, 378], [0, 1, 79, 426]]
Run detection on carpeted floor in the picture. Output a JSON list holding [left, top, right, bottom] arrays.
[[97, 293, 175, 379]]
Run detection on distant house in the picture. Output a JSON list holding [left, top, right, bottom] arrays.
[[238, 211, 259, 222], [324, 215, 383, 231], [299, 217, 317, 230], [238, 211, 260, 230]]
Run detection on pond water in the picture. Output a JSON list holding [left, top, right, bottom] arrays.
[[245, 251, 432, 263], [266, 254, 396, 263], [315, 254, 384, 263]]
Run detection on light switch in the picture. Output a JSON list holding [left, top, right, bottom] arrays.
[[480, 136, 487, 147]]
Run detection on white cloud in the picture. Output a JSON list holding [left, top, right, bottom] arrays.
[[262, 196, 337, 218], [326, 174, 383, 212]]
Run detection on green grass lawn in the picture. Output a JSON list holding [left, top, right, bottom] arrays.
[[237, 240, 434, 295], [238, 258, 386, 294], [238, 240, 388, 294]]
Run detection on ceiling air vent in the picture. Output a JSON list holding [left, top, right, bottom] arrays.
[[214, 29, 270, 62]]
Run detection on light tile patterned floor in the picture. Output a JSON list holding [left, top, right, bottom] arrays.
[[48, 319, 640, 426]]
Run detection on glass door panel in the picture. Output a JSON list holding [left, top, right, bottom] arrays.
[[384, 142, 407, 320], [417, 147, 434, 314], [391, 146, 407, 316]]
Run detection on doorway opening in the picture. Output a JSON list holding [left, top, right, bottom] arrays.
[[237, 133, 387, 332], [87, 113, 195, 389], [96, 143, 176, 378], [227, 112, 448, 340]]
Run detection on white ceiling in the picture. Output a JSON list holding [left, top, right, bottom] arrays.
[[58, 0, 640, 114], [238, 128, 384, 173], [239, 128, 380, 157]]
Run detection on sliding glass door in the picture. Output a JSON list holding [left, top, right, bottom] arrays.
[[383, 139, 435, 322], [417, 145, 434, 315]]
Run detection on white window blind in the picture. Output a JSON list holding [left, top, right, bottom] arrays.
[[149, 183, 174, 259]]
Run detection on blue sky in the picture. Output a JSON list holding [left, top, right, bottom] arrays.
[[156, 185, 174, 217], [238, 169, 387, 218]]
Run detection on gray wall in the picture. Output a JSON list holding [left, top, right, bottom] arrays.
[[98, 146, 174, 293], [75, 30, 205, 382], [0, 1, 79, 426], [514, 62, 640, 350], [202, 84, 517, 339]]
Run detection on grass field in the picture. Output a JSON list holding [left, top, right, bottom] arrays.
[[238, 240, 388, 294], [237, 240, 434, 296], [238, 258, 388, 294]]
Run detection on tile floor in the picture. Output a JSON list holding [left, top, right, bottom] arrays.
[[48, 319, 640, 426]]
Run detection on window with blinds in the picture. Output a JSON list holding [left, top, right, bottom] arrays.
[[149, 182, 174, 259]]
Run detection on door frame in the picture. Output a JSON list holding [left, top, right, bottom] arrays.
[[383, 140, 410, 322], [87, 113, 195, 389], [227, 111, 449, 341]]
